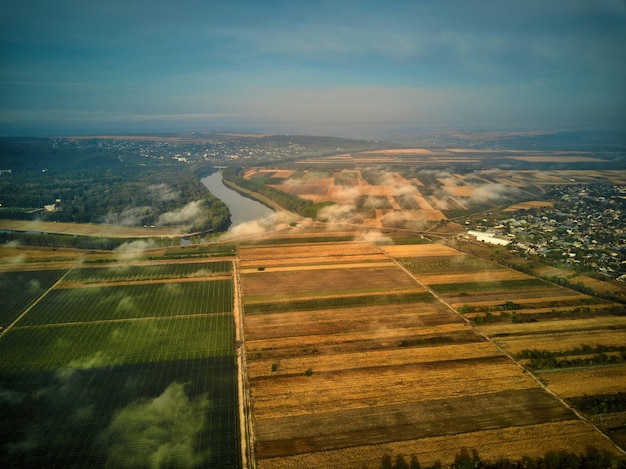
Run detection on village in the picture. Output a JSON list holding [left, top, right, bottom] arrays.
[[468, 184, 626, 280]]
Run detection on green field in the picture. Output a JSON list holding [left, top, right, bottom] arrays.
[[0, 269, 67, 326], [17, 280, 233, 325], [0, 261, 240, 468], [64, 261, 232, 283]]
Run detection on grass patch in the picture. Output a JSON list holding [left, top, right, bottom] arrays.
[[430, 278, 550, 295]]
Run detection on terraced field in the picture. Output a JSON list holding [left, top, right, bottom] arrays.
[[239, 240, 621, 468]]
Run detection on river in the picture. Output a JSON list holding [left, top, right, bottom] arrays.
[[201, 171, 274, 228]]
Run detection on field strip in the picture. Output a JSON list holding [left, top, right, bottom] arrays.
[[255, 420, 618, 468], [449, 295, 600, 309], [240, 261, 393, 273], [246, 323, 469, 351], [243, 289, 429, 306], [244, 286, 425, 302], [57, 274, 232, 288], [476, 316, 626, 336], [496, 330, 626, 355], [540, 365, 626, 398], [12, 311, 232, 329], [248, 342, 499, 376], [417, 270, 531, 285], [239, 254, 388, 268]]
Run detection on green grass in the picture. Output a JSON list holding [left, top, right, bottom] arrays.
[[18, 280, 233, 325]]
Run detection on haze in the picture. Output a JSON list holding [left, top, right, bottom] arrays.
[[1, 0, 625, 138]]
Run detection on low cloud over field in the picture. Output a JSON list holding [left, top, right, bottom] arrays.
[[101, 382, 209, 468]]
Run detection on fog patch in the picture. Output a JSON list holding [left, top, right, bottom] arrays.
[[468, 183, 522, 205], [156, 200, 204, 227], [0, 388, 25, 405], [114, 239, 157, 262], [100, 382, 209, 469], [28, 278, 42, 293], [363, 230, 393, 245], [67, 351, 109, 370], [317, 204, 356, 224], [147, 183, 178, 202], [102, 206, 152, 226]]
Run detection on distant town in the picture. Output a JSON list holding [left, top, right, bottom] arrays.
[[467, 184, 626, 281]]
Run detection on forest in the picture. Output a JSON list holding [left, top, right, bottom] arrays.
[[0, 138, 230, 233]]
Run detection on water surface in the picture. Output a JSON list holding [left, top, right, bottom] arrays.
[[201, 171, 273, 227]]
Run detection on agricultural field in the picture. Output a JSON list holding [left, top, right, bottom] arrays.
[[394, 243, 626, 454], [239, 240, 622, 468], [0, 256, 240, 468]]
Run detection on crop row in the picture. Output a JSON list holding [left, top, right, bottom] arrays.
[[0, 314, 235, 372], [0, 269, 67, 326], [18, 279, 233, 325], [64, 261, 232, 283]]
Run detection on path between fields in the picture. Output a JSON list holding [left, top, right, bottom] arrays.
[[373, 241, 626, 456], [233, 259, 256, 469]]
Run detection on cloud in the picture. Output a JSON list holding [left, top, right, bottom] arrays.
[[147, 183, 178, 202], [67, 351, 109, 370], [114, 239, 157, 262], [101, 206, 151, 226], [100, 382, 209, 469], [156, 201, 203, 227], [468, 183, 523, 205]]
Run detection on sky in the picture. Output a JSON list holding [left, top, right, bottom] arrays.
[[0, 0, 625, 138]]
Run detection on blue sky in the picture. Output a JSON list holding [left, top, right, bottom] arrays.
[[1, 0, 625, 137]]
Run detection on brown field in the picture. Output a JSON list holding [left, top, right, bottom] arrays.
[[241, 265, 423, 299], [238, 240, 621, 467]]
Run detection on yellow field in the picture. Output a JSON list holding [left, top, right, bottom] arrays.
[[238, 240, 622, 467], [540, 366, 626, 398], [257, 420, 617, 469], [497, 330, 626, 356]]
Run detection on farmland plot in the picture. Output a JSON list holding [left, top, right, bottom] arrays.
[[0, 260, 240, 468], [239, 240, 619, 467], [18, 280, 233, 325], [0, 269, 67, 326]]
